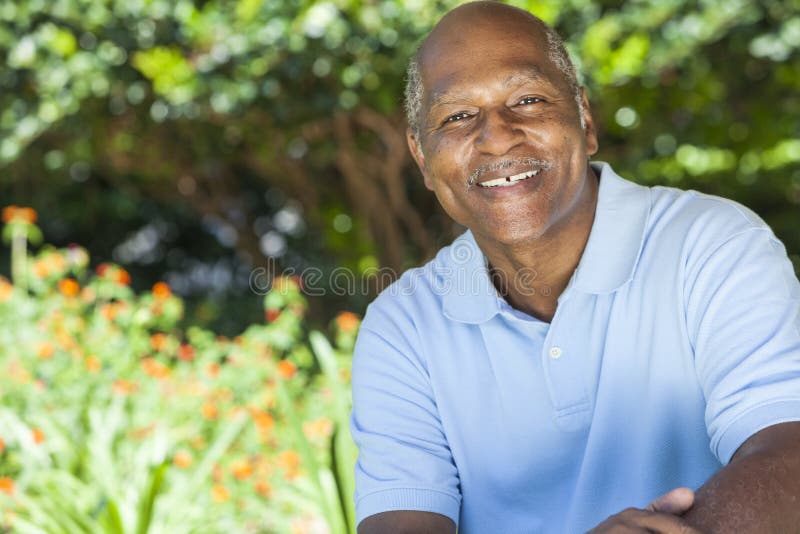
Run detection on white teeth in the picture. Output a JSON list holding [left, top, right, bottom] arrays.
[[478, 169, 540, 188]]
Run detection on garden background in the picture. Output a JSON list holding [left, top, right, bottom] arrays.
[[0, 0, 798, 532]]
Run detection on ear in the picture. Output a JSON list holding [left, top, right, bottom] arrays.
[[578, 87, 599, 157], [406, 128, 434, 191]]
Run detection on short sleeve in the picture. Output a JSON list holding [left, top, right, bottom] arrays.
[[349, 303, 461, 529], [686, 227, 800, 464]]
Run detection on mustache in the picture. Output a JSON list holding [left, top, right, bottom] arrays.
[[467, 157, 553, 189]]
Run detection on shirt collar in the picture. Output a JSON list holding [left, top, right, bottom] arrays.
[[441, 162, 651, 323], [572, 162, 651, 294]]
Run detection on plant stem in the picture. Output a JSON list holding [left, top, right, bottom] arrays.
[[11, 225, 27, 291]]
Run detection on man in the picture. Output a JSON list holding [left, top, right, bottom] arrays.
[[350, 2, 800, 532]]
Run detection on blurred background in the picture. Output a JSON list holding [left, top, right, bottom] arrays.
[[2, 0, 798, 333], [0, 0, 798, 532]]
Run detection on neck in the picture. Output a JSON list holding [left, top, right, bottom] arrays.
[[474, 165, 599, 322]]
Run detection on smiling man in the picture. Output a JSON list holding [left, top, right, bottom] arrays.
[[350, 2, 800, 533]]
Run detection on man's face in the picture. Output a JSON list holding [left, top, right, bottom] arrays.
[[408, 9, 599, 247]]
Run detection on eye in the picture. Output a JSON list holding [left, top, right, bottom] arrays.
[[442, 112, 472, 125], [517, 96, 544, 106]]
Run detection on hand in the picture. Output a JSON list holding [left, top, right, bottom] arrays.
[[586, 487, 704, 533]]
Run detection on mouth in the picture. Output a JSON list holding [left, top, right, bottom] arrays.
[[477, 169, 541, 188], [466, 158, 552, 190]]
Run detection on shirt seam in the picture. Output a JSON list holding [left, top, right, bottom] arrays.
[[356, 486, 462, 505], [714, 396, 800, 460]]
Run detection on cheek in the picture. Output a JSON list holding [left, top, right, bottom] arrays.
[[427, 138, 469, 180]]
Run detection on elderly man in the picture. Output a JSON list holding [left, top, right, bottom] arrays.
[[350, 2, 800, 533]]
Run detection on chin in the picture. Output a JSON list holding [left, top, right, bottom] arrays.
[[473, 220, 549, 247]]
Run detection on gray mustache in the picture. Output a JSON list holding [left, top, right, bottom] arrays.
[[467, 158, 553, 188]]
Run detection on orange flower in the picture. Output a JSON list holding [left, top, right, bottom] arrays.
[[32, 259, 50, 278], [37, 342, 55, 359], [302, 417, 334, 440], [230, 459, 253, 480], [100, 303, 116, 321], [205, 362, 220, 379], [130, 424, 155, 441], [80, 286, 96, 303], [254, 479, 272, 497], [212, 463, 224, 483], [189, 435, 208, 451], [85, 355, 101, 373], [276, 450, 301, 479], [173, 449, 193, 468], [201, 402, 219, 420], [276, 360, 297, 379], [152, 281, 172, 299], [0, 477, 14, 495], [97, 264, 131, 285], [112, 379, 139, 396], [46, 253, 66, 272], [116, 268, 131, 286], [150, 333, 169, 351], [211, 485, 230, 503], [57, 278, 80, 297], [0, 277, 12, 302], [1, 206, 16, 223], [250, 409, 274, 433], [177, 344, 195, 362], [2, 206, 37, 224], [335, 311, 360, 332], [141, 357, 170, 379], [32, 428, 45, 444], [55, 328, 76, 351]]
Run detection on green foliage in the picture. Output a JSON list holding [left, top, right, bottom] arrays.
[[0, 214, 360, 533], [0, 0, 797, 326]]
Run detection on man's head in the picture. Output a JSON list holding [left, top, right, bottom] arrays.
[[405, 7, 584, 137], [404, 1, 599, 247]]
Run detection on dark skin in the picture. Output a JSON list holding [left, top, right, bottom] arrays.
[[359, 2, 800, 533]]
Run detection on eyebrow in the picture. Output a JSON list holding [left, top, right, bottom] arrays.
[[427, 66, 552, 111], [501, 66, 548, 88]]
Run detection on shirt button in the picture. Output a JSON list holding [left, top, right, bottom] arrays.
[[549, 346, 563, 359]]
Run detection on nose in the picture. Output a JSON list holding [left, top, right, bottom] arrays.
[[473, 108, 525, 156]]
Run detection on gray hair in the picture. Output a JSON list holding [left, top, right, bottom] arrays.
[[404, 22, 585, 136]]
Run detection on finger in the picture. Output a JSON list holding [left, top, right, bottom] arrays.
[[646, 487, 695, 515], [622, 508, 700, 533]]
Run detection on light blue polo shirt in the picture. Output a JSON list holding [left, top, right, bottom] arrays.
[[350, 162, 800, 533]]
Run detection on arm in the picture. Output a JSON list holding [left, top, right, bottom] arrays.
[[358, 511, 456, 534], [683, 421, 800, 533], [591, 422, 800, 533], [593, 223, 800, 533], [350, 308, 461, 532]]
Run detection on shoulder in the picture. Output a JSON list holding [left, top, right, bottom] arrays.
[[361, 233, 468, 333], [643, 184, 779, 268], [357, 233, 469, 360], [649, 184, 768, 237]]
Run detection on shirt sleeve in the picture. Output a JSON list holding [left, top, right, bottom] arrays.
[[350, 303, 461, 528], [686, 226, 800, 464]]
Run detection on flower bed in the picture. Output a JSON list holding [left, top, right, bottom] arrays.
[[0, 207, 358, 534]]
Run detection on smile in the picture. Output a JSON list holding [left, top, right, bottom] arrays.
[[477, 169, 540, 188]]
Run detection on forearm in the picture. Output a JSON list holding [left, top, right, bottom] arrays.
[[683, 443, 800, 532]]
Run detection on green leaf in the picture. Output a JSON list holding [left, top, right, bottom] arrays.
[[135, 462, 168, 534]]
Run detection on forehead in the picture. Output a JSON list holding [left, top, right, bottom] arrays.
[[418, 15, 565, 102]]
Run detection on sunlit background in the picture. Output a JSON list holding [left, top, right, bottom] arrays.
[[0, 0, 798, 532]]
